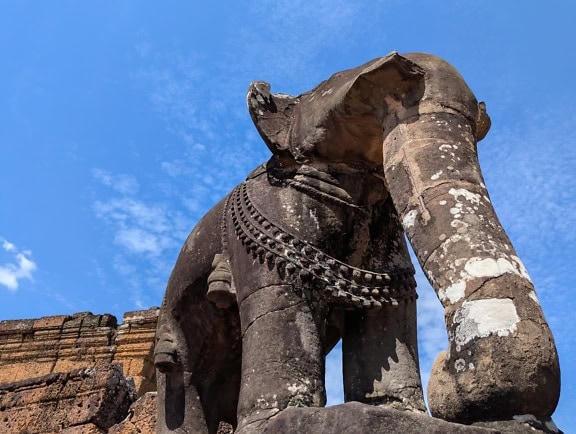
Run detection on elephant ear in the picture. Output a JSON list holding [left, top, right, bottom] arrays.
[[247, 52, 425, 164]]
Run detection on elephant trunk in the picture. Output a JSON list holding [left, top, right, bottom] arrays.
[[382, 53, 560, 422]]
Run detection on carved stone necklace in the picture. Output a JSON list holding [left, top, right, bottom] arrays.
[[229, 182, 417, 309]]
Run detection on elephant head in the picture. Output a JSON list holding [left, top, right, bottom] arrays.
[[247, 51, 560, 423]]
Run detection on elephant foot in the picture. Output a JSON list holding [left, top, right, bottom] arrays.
[[342, 305, 426, 415], [373, 389, 427, 414], [427, 308, 560, 425]]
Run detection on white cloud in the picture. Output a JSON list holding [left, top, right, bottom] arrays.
[[93, 168, 139, 195], [480, 110, 576, 250], [161, 160, 191, 177], [93, 197, 180, 256], [236, 1, 356, 85], [477, 109, 576, 356], [2, 239, 15, 252], [0, 238, 37, 291], [115, 228, 162, 255], [132, 56, 212, 146]]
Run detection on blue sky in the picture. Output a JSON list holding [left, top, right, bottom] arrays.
[[1, 1, 574, 429]]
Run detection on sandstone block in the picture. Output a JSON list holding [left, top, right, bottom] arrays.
[[109, 392, 157, 434], [0, 364, 135, 433], [0, 308, 159, 396]]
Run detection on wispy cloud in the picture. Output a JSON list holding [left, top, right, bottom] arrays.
[[92, 165, 195, 309], [132, 53, 211, 146], [478, 108, 576, 351], [93, 169, 139, 195], [93, 197, 181, 256], [482, 112, 576, 252], [235, 1, 364, 89], [132, 48, 271, 211], [0, 238, 37, 291]]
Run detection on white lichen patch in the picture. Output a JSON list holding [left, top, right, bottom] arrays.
[[439, 280, 466, 304], [256, 394, 279, 409], [513, 415, 560, 433], [439, 200, 447, 206], [451, 219, 468, 234], [528, 291, 540, 304], [286, 382, 312, 407], [308, 208, 320, 230], [431, 170, 443, 180], [448, 188, 482, 206], [465, 256, 532, 282], [287, 383, 308, 394], [453, 298, 520, 346], [454, 358, 466, 372], [465, 257, 515, 278], [402, 209, 418, 228], [438, 255, 532, 305]]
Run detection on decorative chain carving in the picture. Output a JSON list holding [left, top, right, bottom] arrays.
[[230, 182, 417, 309]]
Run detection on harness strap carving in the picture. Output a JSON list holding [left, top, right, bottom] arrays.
[[230, 182, 417, 309]]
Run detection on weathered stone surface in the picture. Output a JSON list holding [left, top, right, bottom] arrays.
[[0, 364, 135, 433], [0, 308, 159, 396], [109, 392, 156, 434], [114, 309, 159, 394], [217, 422, 234, 434], [247, 402, 553, 434], [61, 423, 105, 433], [0, 313, 115, 384], [155, 51, 561, 433]]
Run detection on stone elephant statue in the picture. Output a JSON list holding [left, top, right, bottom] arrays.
[[154, 52, 560, 433]]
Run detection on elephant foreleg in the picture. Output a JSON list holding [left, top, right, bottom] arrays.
[[342, 301, 425, 413], [235, 284, 327, 434]]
